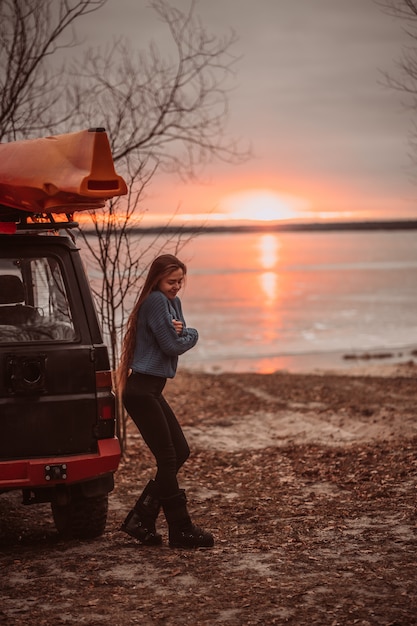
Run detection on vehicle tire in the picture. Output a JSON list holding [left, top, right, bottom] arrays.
[[51, 492, 108, 539]]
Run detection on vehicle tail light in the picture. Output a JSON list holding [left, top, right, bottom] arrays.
[[95, 371, 116, 438]]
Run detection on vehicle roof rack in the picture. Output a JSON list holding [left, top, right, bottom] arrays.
[[0, 206, 78, 234]]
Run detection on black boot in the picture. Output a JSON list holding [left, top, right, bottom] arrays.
[[121, 480, 162, 546], [161, 490, 214, 549]]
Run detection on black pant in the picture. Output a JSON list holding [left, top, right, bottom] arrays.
[[123, 372, 190, 498]]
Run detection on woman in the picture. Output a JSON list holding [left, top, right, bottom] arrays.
[[118, 254, 213, 549]]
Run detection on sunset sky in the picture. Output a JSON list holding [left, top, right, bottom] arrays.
[[77, 0, 417, 225]]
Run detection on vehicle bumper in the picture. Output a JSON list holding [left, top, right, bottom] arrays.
[[0, 438, 121, 490]]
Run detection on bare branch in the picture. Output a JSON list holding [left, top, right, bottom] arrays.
[[377, 0, 417, 177], [0, 0, 249, 449], [0, 0, 107, 141], [68, 2, 249, 179]]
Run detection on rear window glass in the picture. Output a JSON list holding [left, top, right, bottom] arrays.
[[0, 255, 76, 343]]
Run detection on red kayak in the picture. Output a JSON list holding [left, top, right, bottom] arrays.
[[0, 128, 127, 216]]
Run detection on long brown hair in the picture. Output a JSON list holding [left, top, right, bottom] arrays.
[[117, 254, 187, 392]]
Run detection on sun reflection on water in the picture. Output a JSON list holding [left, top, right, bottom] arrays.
[[259, 271, 278, 304], [258, 234, 279, 304], [259, 234, 279, 269]]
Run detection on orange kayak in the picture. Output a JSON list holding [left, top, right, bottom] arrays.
[[0, 128, 127, 214]]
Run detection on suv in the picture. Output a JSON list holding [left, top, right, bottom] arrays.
[[0, 129, 125, 539]]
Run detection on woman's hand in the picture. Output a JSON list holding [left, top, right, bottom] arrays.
[[172, 319, 183, 335]]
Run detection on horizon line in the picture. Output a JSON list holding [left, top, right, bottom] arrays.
[[81, 217, 417, 235]]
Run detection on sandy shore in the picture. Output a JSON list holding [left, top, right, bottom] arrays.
[[1, 362, 416, 625], [165, 360, 417, 449]]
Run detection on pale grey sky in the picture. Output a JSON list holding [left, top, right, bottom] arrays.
[[75, 0, 416, 222]]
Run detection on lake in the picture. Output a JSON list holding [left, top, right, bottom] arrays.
[[83, 228, 417, 373], [176, 229, 417, 372]]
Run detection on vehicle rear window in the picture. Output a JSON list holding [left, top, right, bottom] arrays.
[[0, 255, 77, 343]]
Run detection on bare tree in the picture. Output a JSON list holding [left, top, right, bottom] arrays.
[[378, 0, 417, 17], [377, 1, 417, 158], [71, 1, 248, 447], [0, 0, 107, 141], [78, 197, 200, 448], [0, 0, 249, 450]]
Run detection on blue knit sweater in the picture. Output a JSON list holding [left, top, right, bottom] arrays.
[[130, 290, 198, 378]]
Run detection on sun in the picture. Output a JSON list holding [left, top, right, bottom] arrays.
[[220, 189, 307, 222]]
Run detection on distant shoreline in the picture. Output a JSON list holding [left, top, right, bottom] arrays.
[[182, 345, 417, 376], [82, 218, 417, 235]]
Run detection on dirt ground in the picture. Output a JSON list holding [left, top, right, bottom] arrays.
[[1, 363, 417, 626]]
